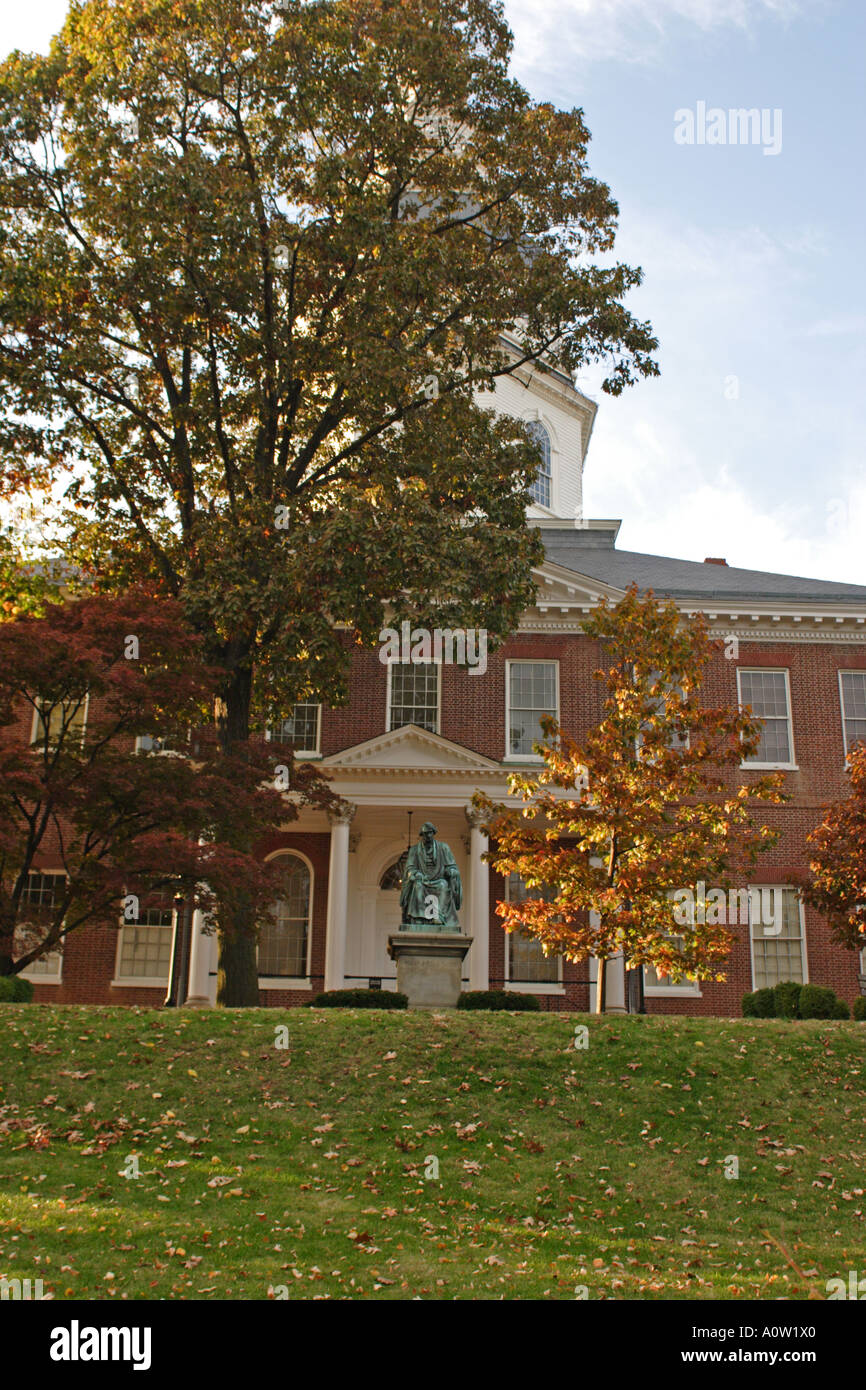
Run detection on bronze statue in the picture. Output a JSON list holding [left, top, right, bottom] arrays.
[[399, 822, 462, 931]]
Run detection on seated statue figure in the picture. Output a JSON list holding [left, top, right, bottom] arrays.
[[399, 822, 462, 932]]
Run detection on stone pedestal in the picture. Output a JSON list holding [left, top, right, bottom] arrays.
[[387, 932, 473, 1009]]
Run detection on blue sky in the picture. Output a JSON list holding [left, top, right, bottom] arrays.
[[4, 1, 864, 583], [505, 0, 866, 581]]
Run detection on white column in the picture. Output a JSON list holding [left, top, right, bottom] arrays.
[[465, 807, 490, 990], [184, 908, 212, 1007], [324, 801, 355, 992], [605, 953, 627, 1013]]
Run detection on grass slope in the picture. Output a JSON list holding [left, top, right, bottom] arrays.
[[0, 1006, 864, 1301]]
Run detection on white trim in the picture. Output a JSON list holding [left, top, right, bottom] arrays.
[[385, 657, 442, 736], [505, 980, 565, 995], [110, 977, 168, 989], [259, 978, 313, 991], [643, 974, 702, 998], [747, 885, 809, 989], [504, 658, 560, 761], [259, 848, 315, 983], [737, 667, 796, 769]]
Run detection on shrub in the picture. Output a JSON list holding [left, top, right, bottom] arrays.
[[311, 988, 407, 1009], [832, 997, 850, 1019], [853, 996, 866, 1021], [797, 984, 839, 1019], [773, 980, 802, 1018], [458, 989, 540, 1011], [742, 987, 775, 1018], [0, 975, 34, 1003]]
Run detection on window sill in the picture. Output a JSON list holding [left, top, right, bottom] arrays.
[[259, 978, 312, 991], [644, 987, 702, 998], [111, 977, 169, 988], [740, 763, 798, 772], [506, 981, 564, 995], [19, 974, 62, 985]]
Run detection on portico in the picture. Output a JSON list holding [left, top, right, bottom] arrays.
[[317, 724, 503, 992]]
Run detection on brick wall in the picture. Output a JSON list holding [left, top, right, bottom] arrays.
[[12, 629, 866, 1014]]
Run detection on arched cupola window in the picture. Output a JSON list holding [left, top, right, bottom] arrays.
[[526, 421, 552, 508]]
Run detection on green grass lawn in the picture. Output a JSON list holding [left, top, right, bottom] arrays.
[[0, 1005, 864, 1301]]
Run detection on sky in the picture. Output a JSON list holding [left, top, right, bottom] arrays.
[[3, 0, 864, 584]]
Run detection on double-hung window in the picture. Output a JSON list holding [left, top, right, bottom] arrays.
[[387, 662, 440, 735], [737, 669, 795, 767], [839, 671, 866, 759], [267, 703, 322, 756], [504, 872, 560, 987], [15, 871, 67, 981], [506, 660, 558, 759], [749, 886, 806, 988], [116, 903, 176, 984]]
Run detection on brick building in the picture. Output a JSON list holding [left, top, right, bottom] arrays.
[[21, 359, 866, 1012]]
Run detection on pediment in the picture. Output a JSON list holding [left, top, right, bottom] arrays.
[[528, 561, 625, 613], [321, 724, 502, 775]]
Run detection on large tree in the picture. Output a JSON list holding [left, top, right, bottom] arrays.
[[803, 741, 866, 956], [0, 0, 658, 999], [0, 591, 328, 986], [475, 588, 786, 1012]]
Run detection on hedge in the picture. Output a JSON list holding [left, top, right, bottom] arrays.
[[310, 988, 408, 1009], [457, 989, 540, 1011], [0, 975, 35, 1003], [743, 981, 850, 1020]]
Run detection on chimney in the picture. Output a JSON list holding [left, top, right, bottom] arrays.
[[703, 557, 727, 566]]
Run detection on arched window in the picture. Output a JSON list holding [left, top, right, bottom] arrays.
[[380, 855, 406, 891], [259, 854, 311, 978], [526, 421, 552, 509]]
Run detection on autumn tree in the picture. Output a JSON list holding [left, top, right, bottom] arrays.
[[803, 741, 866, 956], [0, 0, 658, 999], [0, 592, 328, 986], [475, 587, 786, 1012]]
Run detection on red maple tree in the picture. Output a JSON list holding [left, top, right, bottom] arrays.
[[0, 591, 329, 981]]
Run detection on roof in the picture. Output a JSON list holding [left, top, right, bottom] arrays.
[[540, 525, 866, 605]]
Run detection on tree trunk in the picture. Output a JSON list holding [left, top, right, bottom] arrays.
[[595, 957, 606, 1014], [213, 657, 262, 1007], [217, 917, 260, 1008], [625, 964, 643, 1014]]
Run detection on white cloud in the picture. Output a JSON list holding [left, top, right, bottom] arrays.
[[585, 416, 866, 586], [505, 0, 805, 68], [1, 4, 71, 57]]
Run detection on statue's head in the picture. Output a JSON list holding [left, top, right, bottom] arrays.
[[419, 821, 437, 842]]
